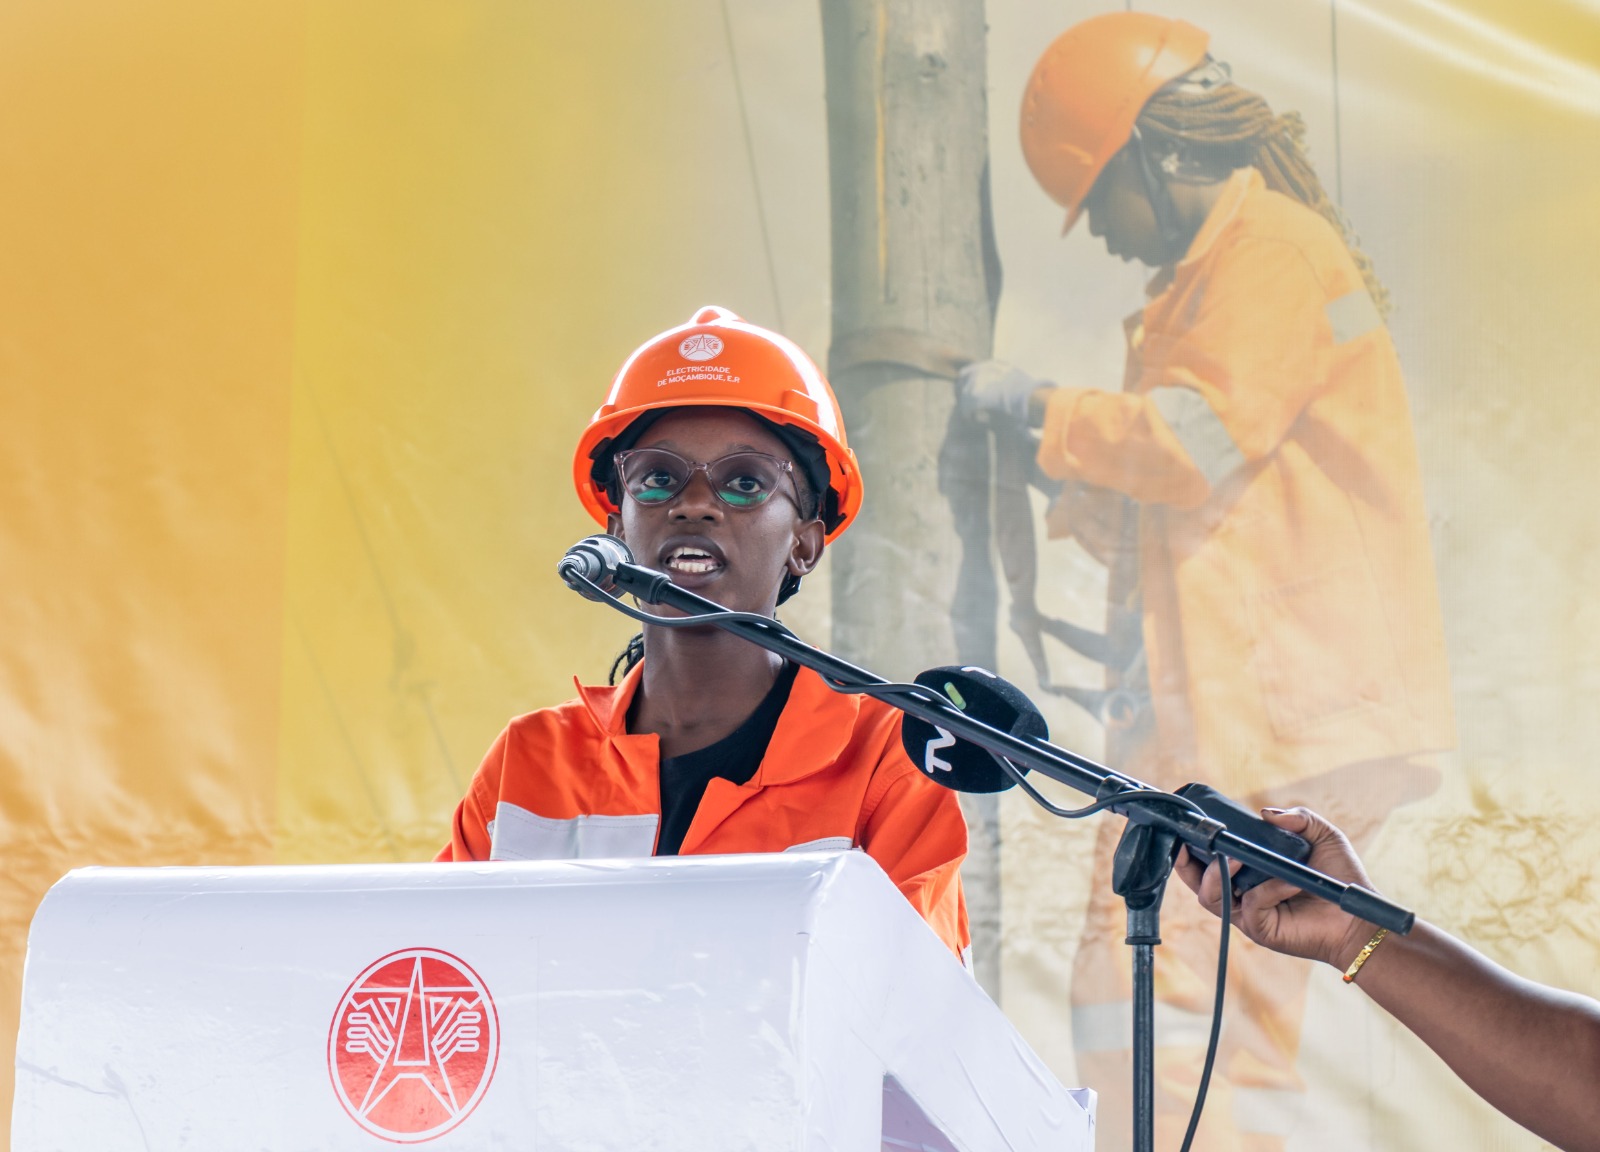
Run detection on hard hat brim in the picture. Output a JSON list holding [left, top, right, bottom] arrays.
[[574, 399, 863, 545]]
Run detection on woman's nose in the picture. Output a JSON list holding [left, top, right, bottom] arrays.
[[670, 468, 722, 517]]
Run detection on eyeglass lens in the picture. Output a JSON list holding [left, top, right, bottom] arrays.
[[619, 448, 790, 509]]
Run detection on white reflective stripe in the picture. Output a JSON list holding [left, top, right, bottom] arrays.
[[1149, 386, 1246, 488], [1326, 288, 1382, 344], [1071, 1000, 1216, 1053], [489, 802, 659, 861], [1233, 1087, 1306, 1136], [783, 836, 853, 853]]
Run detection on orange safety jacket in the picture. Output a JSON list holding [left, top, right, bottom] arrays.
[[437, 662, 971, 958], [1038, 168, 1455, 796]]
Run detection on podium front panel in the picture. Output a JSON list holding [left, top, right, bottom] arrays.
[[14, 851, 1093, 1150]]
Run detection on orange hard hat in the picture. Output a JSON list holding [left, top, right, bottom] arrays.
[[574, 305, 864, 542], [1020, 12, 1210, 233]]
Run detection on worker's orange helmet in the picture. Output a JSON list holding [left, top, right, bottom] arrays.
[[574, 305, 863, 543], [1020, 12, 1210, 233]]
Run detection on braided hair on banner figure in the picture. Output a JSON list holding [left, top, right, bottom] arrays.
[[1137, 77, 1392, 317]]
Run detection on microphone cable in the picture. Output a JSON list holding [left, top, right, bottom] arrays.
[[996, 749, 1232, 1149], [996, 754, 1209, 822], [1181, 850, 1230, 1152]]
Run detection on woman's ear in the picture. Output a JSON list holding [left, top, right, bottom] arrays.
[[606, 511, 624, 539], [787, 518, 826, 578]]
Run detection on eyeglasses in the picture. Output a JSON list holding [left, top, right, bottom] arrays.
[[614, 447, 800, 512]]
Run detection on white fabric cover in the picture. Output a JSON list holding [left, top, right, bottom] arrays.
[[14, 850, 1094, 1151]]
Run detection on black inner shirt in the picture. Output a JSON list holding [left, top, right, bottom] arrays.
[[650, 661, 799, 856]]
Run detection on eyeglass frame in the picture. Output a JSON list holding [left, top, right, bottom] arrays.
[[611, 446, 807, 514]]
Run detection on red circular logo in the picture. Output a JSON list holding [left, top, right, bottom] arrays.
[[328, 948, 499, 1143]]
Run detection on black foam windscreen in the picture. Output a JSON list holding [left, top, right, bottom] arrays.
[[900, 666, 1047, 793]]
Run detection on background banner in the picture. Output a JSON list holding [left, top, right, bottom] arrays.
[[2, 1, 1596, 1148]]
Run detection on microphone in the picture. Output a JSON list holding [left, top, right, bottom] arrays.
[[558, 534, 635, 597], [901, 666, 1048, 793]]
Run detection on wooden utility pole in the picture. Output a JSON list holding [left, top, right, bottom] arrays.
[[820, 0, 1002, 995]]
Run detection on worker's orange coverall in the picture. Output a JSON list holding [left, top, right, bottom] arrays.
[[1039, 167, 1454, 797], [1042, 168, 1455, 1146], [438, 662, 971, 959]]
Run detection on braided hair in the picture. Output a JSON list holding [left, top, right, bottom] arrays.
[[609, 633, 646, 685], [1136, 77, 1391, 317]]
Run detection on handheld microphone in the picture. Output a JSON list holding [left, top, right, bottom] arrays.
[[558, 534, 635, 597], [900, 666, 1048, 793]]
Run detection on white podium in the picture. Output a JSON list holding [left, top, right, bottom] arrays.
[[14, 850, 1093, 1150]]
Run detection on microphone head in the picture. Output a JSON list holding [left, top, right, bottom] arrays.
[[559, 533, 636, 596], [578, 533, 634, 571], [901, 666, 1047, 793]]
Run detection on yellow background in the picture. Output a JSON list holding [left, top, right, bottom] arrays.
[[3, 1, 1598, 1148]]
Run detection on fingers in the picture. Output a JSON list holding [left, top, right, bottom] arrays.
[[1261, 804, 1374, 889], [1238, 874, 1301, 917], [1175, 851, 1245, 921], [1173, 846, 1204, 894], [1262, 805, 1346, 852], [1208, 857, 1245, 911], [1258, 806, 1311, 833]]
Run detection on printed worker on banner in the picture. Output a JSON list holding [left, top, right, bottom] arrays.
[[438, 306, 970, 959], [959, 13, 1455, 1150]]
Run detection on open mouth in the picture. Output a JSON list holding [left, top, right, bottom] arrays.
[[662, 545, 725, 575]]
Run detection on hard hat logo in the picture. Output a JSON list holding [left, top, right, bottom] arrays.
[[678, 333, 724, 361]]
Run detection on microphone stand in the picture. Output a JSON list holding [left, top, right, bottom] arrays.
[[571, 557, 1414, 1152]]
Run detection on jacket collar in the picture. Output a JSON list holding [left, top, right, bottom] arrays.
[[752, 664, 862, 786], [1179, 166, 1260, 269], [574, 660, 862, 785], [574, 660, 643, 736], [1144, 167, 1260, 301]]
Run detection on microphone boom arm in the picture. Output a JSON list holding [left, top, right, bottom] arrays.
[[573, 558, 1413, 936]]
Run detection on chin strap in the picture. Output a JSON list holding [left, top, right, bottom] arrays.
[[1128, 125, 1188, 262]]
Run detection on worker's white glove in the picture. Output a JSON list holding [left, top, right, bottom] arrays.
[[956, 360, 1045, 425]]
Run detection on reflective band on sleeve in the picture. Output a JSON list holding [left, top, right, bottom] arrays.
[[1233, 1088, 1307, 1136], [1326, 288, 1383, 344], [489, 802, 659, 861], [1149, 386, 1246, 488], [783, 836, 854, 853], [1071, 1000, 1217, 1053]]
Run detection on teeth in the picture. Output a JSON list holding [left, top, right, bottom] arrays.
[[665, 546, 721, 575]]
